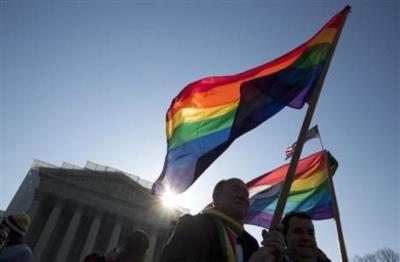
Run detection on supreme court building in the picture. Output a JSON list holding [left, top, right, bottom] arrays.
[[5, 160, 185, 262]]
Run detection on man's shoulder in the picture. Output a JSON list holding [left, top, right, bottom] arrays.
[[2, 244, 32, 252], [176, 213, 215, 228], [177, 214, 258, 244], [171, 213, 221, 244], [161, 213, 220, 261], [281, 254, 331, 262], [0, 244, 32, 259], [179, 213, 211, 220]]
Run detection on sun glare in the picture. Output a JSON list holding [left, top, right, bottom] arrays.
[[161, 188, 184, 208]]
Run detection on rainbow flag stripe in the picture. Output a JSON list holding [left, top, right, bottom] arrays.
[[244, 150, 338, 228], [152, 8, 347, 195]]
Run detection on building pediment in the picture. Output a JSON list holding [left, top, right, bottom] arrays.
[[38, 167, 154, 206]]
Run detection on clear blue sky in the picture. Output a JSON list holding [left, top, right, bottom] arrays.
[[1, 0, 399, 260]]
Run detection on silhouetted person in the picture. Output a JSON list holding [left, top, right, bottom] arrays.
[[161, 178, 259, 262], [0, 224, 9, 252], [116, 230, 149, 262], [0, 213, 33, 261]]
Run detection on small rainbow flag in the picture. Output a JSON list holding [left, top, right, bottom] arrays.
[[244, 150, 338, 228], [152, 7, 348, 195]]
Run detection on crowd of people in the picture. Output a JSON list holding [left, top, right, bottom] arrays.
[[0, 177, 331, 261], [0, 213, 150, 262], [83, 230, 150, 262]]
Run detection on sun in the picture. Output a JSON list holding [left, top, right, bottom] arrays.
[[161, 187, 185, 208]]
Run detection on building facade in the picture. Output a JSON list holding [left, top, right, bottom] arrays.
[[6, 160, 184, 262]]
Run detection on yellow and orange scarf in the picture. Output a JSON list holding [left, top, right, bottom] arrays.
[[202, 208, 244, 262]]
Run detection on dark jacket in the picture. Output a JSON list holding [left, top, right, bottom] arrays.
[[115, 251, 143, 262], [282, 252, 331, 262], [160, 214, 259, 262], [0, 243, 33, 262], [282, 257, 331, 262]]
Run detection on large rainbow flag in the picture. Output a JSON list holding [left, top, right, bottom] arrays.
[[244, 150, 338, 228], [152, 7, 348, 195]]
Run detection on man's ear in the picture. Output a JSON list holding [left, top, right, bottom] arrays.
[[212, 199, 220, 209], [212, 192, 222, 208]]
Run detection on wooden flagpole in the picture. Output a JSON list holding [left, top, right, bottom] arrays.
[[316, 126, 325, 150], [324, 152, 349, 262], [270, 5, 351, 227]]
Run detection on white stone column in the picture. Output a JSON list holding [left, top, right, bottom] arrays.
[[79, 212, 102, 261], [144, 232, 157, 262], [54, 205, 82, 262], [33, 200, 63, 262], [106, 218, 122, 253]]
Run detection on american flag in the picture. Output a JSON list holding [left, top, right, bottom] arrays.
[[285, 125, 320, 160]]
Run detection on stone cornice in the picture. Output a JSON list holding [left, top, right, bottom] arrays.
[[38, 168, 155, 208]]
